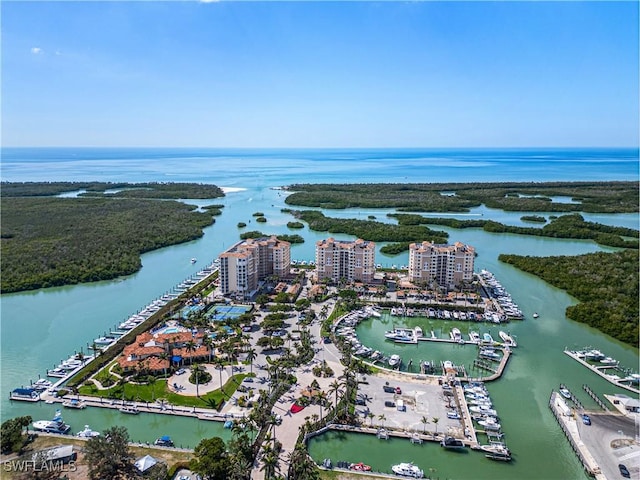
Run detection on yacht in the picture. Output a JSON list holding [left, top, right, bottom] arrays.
[[450, 328, 463, 343], [559, 387, 571, 399], [388, 354, 402, 368], [391, 462, 424, 478], [77, 425, 100, 438], [482, 333, 495, 345], [478, 418, 501, 431], [94, 336, 115, 345], [47, 367, 68, 378], [154, 435, 174, 447], [385, 329, 415, 344], [469, 331, 481, 344], [32, 411, 71, 434], [479, 348, 501, 360], [480, 442, 512, 461], [32, 379, 53, 391], [440, 436, 466, 450], [499, 331, 517, 347]]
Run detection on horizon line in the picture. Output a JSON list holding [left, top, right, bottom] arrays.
[[2, 145, 639, 150]]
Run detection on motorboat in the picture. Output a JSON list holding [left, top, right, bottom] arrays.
[[482, 333, 495, 345], [31, 379, 53, 391], [479, 348, 501, 360], [119, 405, 139, 415], [440, 436, 466, 450], [391, 462, 424, 478], [154, 435, 174, 447], [585, 349, 605, 361], [559, 387, 571, 399], [94, 336, 115, 345], [450, 328, 462, 342], [532, 312, 539, 318], [349, 462, 371, 471], [469, 406, 497, 416], [77, 425, 100, 438], [63, 399, 86, 409], [498, 331, 517, 347], [480, 441, 512, 461], [32, 410, 71, 434], [388, 354, 402, 368], [191, 258, 197, 263], [47, 367, 68, 378], [385, 328, 415, 343], [478, 418, 502, 431], [469, 331, 480, 344]]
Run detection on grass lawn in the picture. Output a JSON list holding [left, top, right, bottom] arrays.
[[78, 374, 249, 409]]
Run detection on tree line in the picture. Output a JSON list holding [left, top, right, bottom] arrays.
[[284, 181, 639, 213], [500, 250, 639, 347], [1, 196, 218, 293]]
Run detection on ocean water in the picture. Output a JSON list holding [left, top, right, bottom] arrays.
[[0, 147, 638, 478], [2, 147, 638, 185]]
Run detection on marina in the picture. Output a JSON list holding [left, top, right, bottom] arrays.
[[564, 349, 639, 394]]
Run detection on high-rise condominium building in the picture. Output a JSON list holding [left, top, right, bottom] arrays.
[[408, 241, 475, 289], [219, 236, 291, 297], [315, 237, 376, 283]]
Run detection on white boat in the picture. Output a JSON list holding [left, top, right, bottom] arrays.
[[388, 354, 401, 368], [391, 462, 424, 478], [469, 331, 481, 344], [385, 329, 415, 343], [480, 441, 512, 461], [469, 406, 497, 416], [191, 258, 197, 263], [479, 348, 501, 360], [559, 387, 571, 399], [450, 328, 462, 342], [600, 357, 618, 365], [94, 336, 115, 345], [47, 367, 68, 378], [499, 331, 517, 347], [77, 425, 100, 438], [32, 410, 71, 434], [32, 379, 53, 391], [482, 333, 495, 344], [532, 312, 539, 318], [478, 418, 501, 431]]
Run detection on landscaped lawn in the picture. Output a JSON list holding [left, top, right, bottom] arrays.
[[78, 373, 249, 409]]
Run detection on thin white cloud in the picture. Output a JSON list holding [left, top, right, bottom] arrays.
[[199, 0, 220, 3], [31, 47, 43, 55]]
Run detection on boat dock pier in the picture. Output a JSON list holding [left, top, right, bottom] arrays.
[[563, 350, 640, 395], [582, 384, 610, 412], [548, 391, 605, 479], [559, 383, 584, 410]]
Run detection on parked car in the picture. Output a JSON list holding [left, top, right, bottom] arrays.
[[384, 401, 395, 408], [618, 464, 630, 478], [383, 385, 395, 393], [395, 386, 402, 394], [175, 369, 186, 375], [581, 414, 591, 426]]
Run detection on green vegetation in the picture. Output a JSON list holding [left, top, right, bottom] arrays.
[[1, 182, 224, 293], [380, 242, 412, 255], [202, 204, 225, 216], [500, 250, 639, 346], [85, 426, 139, 480], [1, 416, 32, 454], [256, 216, 267, 223], [389, 213, 638, 249], [291, 210, 449, 243], [237, 222, 247, 228], [252, 212, 264, 217], [78, 374, 248, 409], [239, 231, 304, 244], [285, 181, 639, 213], [1, 181, 224, 199], [287, 221, 305, 229], [521, 215, 547, 223]]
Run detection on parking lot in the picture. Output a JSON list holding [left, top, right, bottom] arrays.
[[355, 372, 466, 437]]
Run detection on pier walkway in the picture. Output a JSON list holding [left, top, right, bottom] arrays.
[[564, 350, 639, 395]]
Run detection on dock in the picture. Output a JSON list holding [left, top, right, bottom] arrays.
[[563, 350, 639, 395], [548, 391, 605, 479]]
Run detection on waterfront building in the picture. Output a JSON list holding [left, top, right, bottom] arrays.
[[408, 241, 475, 289], [118, 330, 211, 373], [218, 236, 291, 298], [315, 237, 376, 284]]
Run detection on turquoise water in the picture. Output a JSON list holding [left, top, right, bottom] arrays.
[[0, 148, 638, 476]]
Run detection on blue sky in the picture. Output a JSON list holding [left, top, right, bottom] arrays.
[[2, 1, 638, 148]]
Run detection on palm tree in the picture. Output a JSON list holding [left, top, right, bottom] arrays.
[[213, 357, 225, 394], [328, 380, 342, 413], [260, 450, 280, 480], [202, 335, 215, 363], [158, 351, 170, 378], [315, 391, 328, 421], [377, 413, 386, 428], [432, 417, 440, 435], [421, 416, 430, 434], [368, 412, 375, 427], [246, 347, 257, 376], [184, 340, 197, 365], [191, 362, 203, 397]]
